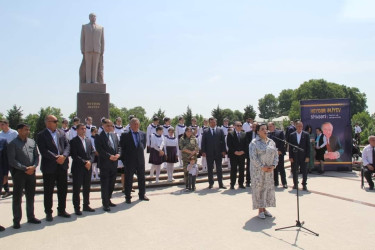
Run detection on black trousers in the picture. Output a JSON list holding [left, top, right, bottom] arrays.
[[207, 155, 223, 186], [274, 154, 287, 185], [364, 168, 374, 188], [230, 155, 245, 186], [43, 167, 68, 214], [100, 166, 117, 207], [246, 157, 251, 185], [124, 166, 146, 200], [12, 170, 36, 223], [291, 158, 308, 186], [72, 168, 92, 210], [188, 174, 196, 189]]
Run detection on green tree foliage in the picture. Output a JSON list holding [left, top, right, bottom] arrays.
[[152, 108, 166, 125], [0, 113, 3, 120], [183, 106, 193, 127], [351, 111, 374, 144], [233, 110, 244, 123], [6, 105, 23, 129], [288, 101, 301, 122], [211, 105, 224, 126], [24, 114, 39, 138], [243, 105, 256, 121], [278, 89, 295, 116], [109, 103, 126, 122], [258, 94, 278, 119]]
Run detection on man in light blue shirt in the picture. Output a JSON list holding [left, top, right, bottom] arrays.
[[0, 118, 17, 198]]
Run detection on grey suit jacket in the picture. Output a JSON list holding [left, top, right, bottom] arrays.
[[81, 23, 105, 54]]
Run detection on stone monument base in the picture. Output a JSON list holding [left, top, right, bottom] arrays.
[[77, 92, 109, 127]]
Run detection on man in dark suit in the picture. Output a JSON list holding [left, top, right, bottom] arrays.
[[70, 123, 96, 215], [201, 117, 227, 189], [95, 119, 120, 211], [0, 137, 7, 231], [37, 115, 71, 221], [321, 122, 344, 161], [288, 121, 310, 191], [120, 118, 149, 204], [227, 121, 247, 189], [267, 122, 287, 188], [285, 121, 296, 143], [245, 122, 257, 187]]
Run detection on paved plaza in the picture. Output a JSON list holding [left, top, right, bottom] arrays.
[[0, 169, 374, 249]]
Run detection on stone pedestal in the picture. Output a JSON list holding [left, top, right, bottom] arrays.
[[77, 83, 109, 127]]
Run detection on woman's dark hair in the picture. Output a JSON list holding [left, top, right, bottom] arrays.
[[315, 127, 322, 133], [255, 123, 267, 133], [304, 125, 312, 134], [183, 127, 192, 139], [156, 126, 163, 132]]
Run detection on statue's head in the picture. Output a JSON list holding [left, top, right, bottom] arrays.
[[89, 13, 96, 23]]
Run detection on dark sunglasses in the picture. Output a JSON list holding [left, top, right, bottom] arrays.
[[48, 120, 58, 123]]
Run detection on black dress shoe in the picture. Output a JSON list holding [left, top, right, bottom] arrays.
[[125, 199, 131, 204], [0, 225, 5, 231], [219, 186, 227, 189], [109, 202, 117, 207], [369, 186, 374, 190], [208, 185, 213, 189], [140, 196, 150, 201], [274, 183, 279, 187], [246, 183, 250, 187], [13, 223, 21, 229], [302, 185, 308, 191], [103, 206, 111, 212], [282, 184, 288, 189], [83, 206, 95, 212], [230, 186, 235, 190], [293, 185, 297, 189], [28, 218, 41, 224], [239, 185, 246, 189], [58, 211, 71, 218], [75, 210, 82, 216], [46, 214, 53, 222]]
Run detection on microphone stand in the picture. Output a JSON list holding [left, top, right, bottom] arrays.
[[271, 135, 319, 236]]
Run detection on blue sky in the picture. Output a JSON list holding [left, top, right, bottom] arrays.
[[1, 0, 374, 119]]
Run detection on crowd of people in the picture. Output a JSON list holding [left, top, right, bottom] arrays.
[[0, 115, 374, 232]]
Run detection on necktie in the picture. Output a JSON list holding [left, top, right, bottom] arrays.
[[237, 132, 241, 142], [212, 129, 215, 136], [134, 132, 139, 147], [107, 133, 115, 150]]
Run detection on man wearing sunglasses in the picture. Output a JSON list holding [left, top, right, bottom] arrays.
[[37, 115, 71, 221]]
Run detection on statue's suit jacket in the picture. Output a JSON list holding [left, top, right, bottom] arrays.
[[81, 23, 105, 54]]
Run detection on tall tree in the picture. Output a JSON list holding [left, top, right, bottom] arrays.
[[6, 105, 23, 129], [278, 89, 295, 116], [153, 108, 166, 125], [109, 103, 126, 122], [243, 105, 256, 121], [288, 100, 301, 121], [24, 113, 39, 139], [211, 105, 224, 126], [183, 106, 193, 127], [258, 94, 278, 119]]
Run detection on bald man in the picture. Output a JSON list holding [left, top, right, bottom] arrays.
[[37, 115, 71, 221]]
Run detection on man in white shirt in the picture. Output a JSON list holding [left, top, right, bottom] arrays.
[[242, 118, 253, 133], [354, 123, 362, 144], [362, 135, 375, 190]]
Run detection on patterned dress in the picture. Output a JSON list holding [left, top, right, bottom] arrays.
[[179, 136, 199, 186], [249, 137, 278, 209]]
